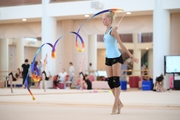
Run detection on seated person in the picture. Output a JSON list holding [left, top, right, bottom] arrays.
[[53, 75, 59, 88], [8, 68, 22, 81], [54, 68, 67, 89], [153, 74, 169, 92], [78, 72, 92, 90]]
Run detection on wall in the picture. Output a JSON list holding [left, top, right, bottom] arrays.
[[8, 46, 41, 70], [170, 13, 180, 55], [97, 49, 106, 70]]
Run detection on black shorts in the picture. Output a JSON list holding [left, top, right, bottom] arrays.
[[42, 71, 49, 80], [105, 55, 124, 66]]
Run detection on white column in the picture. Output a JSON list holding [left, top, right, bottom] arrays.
[[42, 0, 57, 75], [133, 33, 141, 75], [88, 35, 97, 71], [16, 38, 24, 69], [153, 0, 170, 88], [0, 39, 9, 79], [133, 49, 141, 75], [148, 49, 153, 76]]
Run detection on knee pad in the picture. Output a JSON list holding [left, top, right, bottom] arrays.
[[107, 77, 114, 89], [112, 76, 120, 88]]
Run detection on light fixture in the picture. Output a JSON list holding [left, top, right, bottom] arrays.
[[22, 18, 26, 21], [146, 47, 149, 50], [126, 12, 131, 15], [84, 15, 89, 17], [24, 38, 37, 41]]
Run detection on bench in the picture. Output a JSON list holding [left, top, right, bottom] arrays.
[[92, 81, 109, 89], [7, 78, 23, 87]]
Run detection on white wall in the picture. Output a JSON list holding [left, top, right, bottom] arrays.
[[8, 46, 41, 70]]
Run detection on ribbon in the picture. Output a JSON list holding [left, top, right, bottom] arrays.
[[27, 8, 124, 100], [75, 8, 124, 51]]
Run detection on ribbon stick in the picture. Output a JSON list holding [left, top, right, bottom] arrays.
[[75, 8, 124, 51], [26, 43, 54, 100], [117, 12, 126, 26], [27, 8, 125, 100]]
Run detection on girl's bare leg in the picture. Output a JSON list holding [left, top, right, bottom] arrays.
[[111, 88, 123, 114], [42, 74, 46, 92], [105, 65, 115, 114], [9, 75, 13, 93], [41, 53, 48, 92], [112, 63, 123, 114]]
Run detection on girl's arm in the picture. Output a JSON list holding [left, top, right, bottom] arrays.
[[112, 28, 139, 63]]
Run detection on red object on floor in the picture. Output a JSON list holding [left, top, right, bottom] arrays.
[[129, 76, 141, 88]]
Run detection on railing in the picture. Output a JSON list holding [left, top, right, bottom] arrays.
[[0, 0, 41, 7], [0, 69, 153, 88]]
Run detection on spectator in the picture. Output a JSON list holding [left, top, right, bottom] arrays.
[[153, 74, 169, 92], [88, 63, 95, 82], [67, 62, 75, 88], [54, 68, 67, 89], [21, 59, 30, 88]]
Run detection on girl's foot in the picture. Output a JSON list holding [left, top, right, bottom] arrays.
[[117, 104, 123, 114], [111, 105, 117, 115]]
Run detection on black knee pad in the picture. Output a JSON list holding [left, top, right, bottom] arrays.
[[112, 76, 120, 88], [107, 77, 114, 89]]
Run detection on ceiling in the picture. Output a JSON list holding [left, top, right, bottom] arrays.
[[0, 0, 179, 24], [0, 0, 88, 7], [0, 11, 154, 24]]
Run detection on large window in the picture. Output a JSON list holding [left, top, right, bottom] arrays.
[[138, 33, 153, 43]]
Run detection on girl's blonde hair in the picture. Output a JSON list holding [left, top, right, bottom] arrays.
[[105, 10, 116, 23]]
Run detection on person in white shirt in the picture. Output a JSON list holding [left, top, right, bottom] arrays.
[[88, 63, 95, 82], [58, 68, 67, 82], [88, 63, 95, 75], [54, 68, 67, 89]]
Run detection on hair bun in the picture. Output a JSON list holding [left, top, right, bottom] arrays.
[[109, 10, 115, 15]]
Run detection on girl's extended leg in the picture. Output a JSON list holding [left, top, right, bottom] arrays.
[[9, 75, 13, 93], [112, 63, 123, 114], [42, 71, 46, 92], [105, 65, 116, 114]]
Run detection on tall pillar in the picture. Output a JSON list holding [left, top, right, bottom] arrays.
[[16, 38, 24, 69], [153, 0, 170, 88], [148, 49, 153, 76], [0, 39, 9, 80], [88, 35, 97, 71], [42, 0, 57, 75], [133, 33, 141, 75]]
